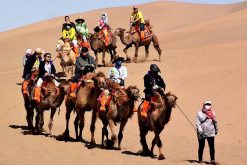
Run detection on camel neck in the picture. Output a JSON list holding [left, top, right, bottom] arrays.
[[160, 104, 172, 126]]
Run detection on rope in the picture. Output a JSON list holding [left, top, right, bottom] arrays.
[[176, 103, 197, 132], [52, 56, 58, 62]]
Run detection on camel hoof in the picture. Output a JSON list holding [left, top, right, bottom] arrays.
[[133, 57, 137, 63], [158, 154, 165, 160], [90, 140, 96, 145]]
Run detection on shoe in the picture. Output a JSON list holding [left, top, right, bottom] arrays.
[[140, 111, 147, 118]]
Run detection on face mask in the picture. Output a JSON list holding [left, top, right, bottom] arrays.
[[204, 105, 211, 110], [115, 61, 122, 67]]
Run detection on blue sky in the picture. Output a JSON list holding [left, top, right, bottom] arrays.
[[0, 0, 245, 32]]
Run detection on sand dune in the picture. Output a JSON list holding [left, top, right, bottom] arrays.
[[0, 1, 247, 165]]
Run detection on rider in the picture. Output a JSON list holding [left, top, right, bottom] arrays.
[[108, 55, 127, 87], [62, 23, 79, 55], [98, 55, 127, 112], [97, 12, 110, 46], [75, 16, 89, 42], [69, 46, 96, 98], [62, 15, 76, 31], [33, 53, 59, 103], [22, 49, 32, 67], [141, 64, 166, 118], [130, 6, 145, 41], [22, 48, 43, 96]]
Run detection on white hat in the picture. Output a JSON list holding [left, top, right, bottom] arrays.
[[35, 48, 44, 54], [204, 100, 212, 105], [26, 49, 32, 54]]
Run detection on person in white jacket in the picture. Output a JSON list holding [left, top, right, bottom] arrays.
[[108, 55, 127, 87], [196, 100, 218, 164]]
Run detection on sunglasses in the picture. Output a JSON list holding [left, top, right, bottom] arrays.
[[46, 56, 51, 58]]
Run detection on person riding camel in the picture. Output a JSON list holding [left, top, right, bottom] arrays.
[[141, 64, 166, 118], [22, 48, 43, 96], [69, 46, 96, 98], [98, 55, 127, 112], [62, 23, 79, 55], [75, 17, 89, 42], [22, 49, 32, 67], [62, 15, 76, 31], [97, 12, 110, 46], [109, 55, 127, 87], [33, 53, 59, 103], [130, 6, 145, 41]]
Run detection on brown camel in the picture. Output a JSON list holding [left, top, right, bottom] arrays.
[[138, 92, 177, 160], [74, 72, 107, 143], [57, 72, 106, 141], [22, 69, 39, 129], [56, 39, 76, 78], [35, 76, 70, 134], [99, 82, 140, 149], [90, 28, 117, 66], [114, 22, 162, 63]]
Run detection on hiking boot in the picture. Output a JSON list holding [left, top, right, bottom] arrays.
[[69, 92, 76, 98], [140, 111, 148, 118], [22, 80, 29, 96]]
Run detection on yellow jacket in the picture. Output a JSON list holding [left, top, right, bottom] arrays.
[[62, 28, 76, 40], [131, 11, 145, 24]]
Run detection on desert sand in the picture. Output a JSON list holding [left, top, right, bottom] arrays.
[[0, 1, 247, 165]]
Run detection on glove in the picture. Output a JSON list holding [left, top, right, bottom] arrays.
[[153, 85, 159, 90]]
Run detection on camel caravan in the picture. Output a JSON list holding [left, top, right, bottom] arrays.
[[21, 6, 176, 160]]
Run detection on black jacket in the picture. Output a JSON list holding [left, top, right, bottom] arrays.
[[22, 53, 42, 78], [143, 71, 166, 94], [38, 61, 56, 77], [75, 53, 96, 75]]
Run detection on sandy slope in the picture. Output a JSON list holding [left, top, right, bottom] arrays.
[[0, 1, 247, 165]]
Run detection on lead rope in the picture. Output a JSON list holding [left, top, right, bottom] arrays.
[[176, 103, 197, 132]]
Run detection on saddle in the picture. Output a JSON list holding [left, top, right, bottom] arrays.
[[41, 77, 59, 98]]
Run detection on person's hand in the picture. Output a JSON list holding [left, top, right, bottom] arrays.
[[45, 72, 49, 76], [81, 66, 85, 70], [160, 88, 165, 92], [153, 85, 159, 90]]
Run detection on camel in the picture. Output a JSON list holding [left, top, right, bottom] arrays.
[[22, 69, 39, 129], [99, 82, 140, 149], [35, 76, 70, 134], [90, 28, 117, 66], [137, 92, 177, 160], [56, 39, 76, 78], [114, 21, 162, 63], [72, 72, 107, 143]]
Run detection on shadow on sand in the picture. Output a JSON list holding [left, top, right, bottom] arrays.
[[185, 160, 219, 164]]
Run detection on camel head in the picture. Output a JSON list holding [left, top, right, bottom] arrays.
[[114, 28, 125, 37], [164, 92, 178, 108], [126, 85, 140, 101], [92, 71, 107, 91], [58, 81, 71, 94]]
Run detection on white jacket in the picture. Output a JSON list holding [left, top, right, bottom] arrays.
[[196, 111, 218, 138], [108, 66, 127, 84]]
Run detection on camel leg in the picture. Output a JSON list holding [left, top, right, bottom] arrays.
[[145, 44, 150, 61], [150, 136, 157, 157], [118, 120, 127, 150], [62, 106, 73, 139], [36, 109, 44, 134], [139, 126, 150, 155], [90, 109, 98, 144], [77, 110, 85, 141], [48, 108, 56, 134], [101, 119, 109, 147], [108, 119, 117, 148], [133, 45, 139, 63], [102, 51, 106, 66], [94, 51, 98, 68], [156, 133, 165, 160], [123, 45, 132, 62], [152, 34, 162, 61], [74, 114, 80, 140]]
